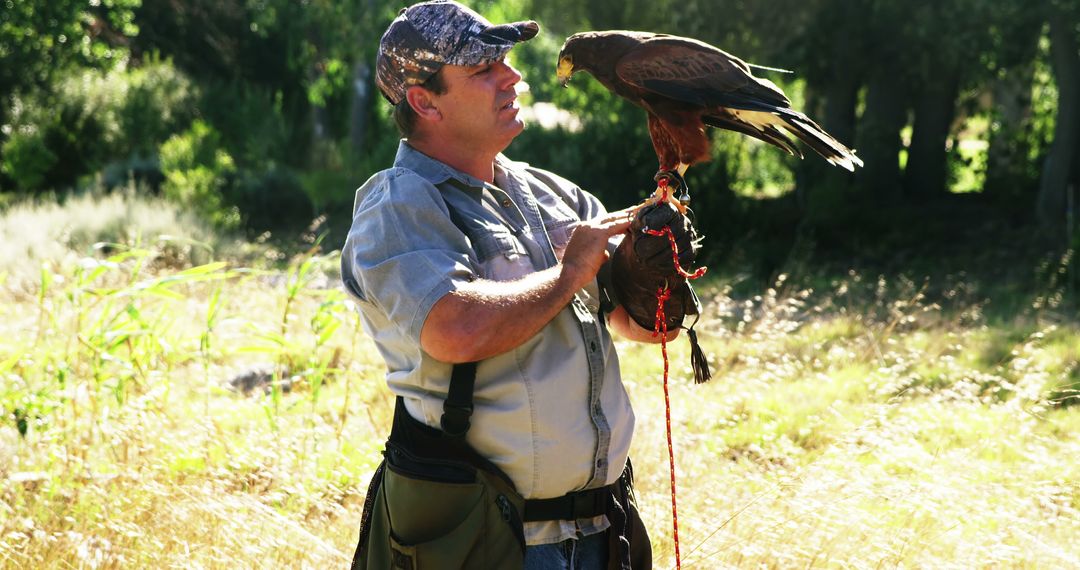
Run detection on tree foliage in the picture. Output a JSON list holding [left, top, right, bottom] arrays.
[[0, 0, 137, 95], [1, 0, 1079, 253]]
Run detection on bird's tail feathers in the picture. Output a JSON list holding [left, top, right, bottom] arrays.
[[776, 109, 863, 172], [702, 114, 803, 158], [762, 125, 803, 158]]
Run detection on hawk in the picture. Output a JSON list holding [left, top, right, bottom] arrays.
[[557, 31, 863, 210]]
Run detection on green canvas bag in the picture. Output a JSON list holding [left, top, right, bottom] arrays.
[[355, 444, 526, 570]]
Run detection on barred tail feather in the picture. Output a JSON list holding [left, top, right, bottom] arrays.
[[777, 109, 863, 172]]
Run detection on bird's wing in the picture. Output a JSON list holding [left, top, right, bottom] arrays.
[[614, 36, 790, 110]]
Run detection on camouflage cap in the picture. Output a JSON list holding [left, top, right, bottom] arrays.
[[376, 0, 539, 105]]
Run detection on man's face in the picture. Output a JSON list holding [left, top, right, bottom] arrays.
[[427, 58, 524, 151]]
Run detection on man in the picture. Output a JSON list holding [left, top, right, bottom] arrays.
[[342, 2, 688, 568]]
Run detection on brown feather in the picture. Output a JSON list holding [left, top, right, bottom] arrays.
[[558, 31, 862, 176]]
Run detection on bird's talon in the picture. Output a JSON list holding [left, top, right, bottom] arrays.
[[654, 171, 681, 189]]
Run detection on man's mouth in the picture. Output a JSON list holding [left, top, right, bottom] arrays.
[[500, 97, 517, 111]]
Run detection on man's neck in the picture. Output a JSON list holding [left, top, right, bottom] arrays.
[[407, 137, 498, 184]]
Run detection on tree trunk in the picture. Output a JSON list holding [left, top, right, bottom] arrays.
[[984, 13, 1042, 205], [984, 62, 1036, 203], [349, 61, 372, 151], [0, 101, 9, 192], [312, 99, 329, 145], [796, 0, 863, 220], [856, 69, 908, 203], [904, 68, 960, 200], [1038, 15, 1080, 233], [823, 75, 859, 148], [797, 77, 861, 217], [794, 83, 821, 212]]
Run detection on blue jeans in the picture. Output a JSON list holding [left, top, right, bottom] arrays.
[[524, 531, 609, 570]]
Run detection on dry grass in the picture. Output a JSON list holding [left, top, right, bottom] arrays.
[[626, 279, 1080, 569], [1, 196, 1078, 568]]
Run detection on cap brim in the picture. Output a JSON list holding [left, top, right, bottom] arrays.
[[482, 20, 539, 43], [450, 20, 539, 66]]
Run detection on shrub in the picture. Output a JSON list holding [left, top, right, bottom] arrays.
[[119, 57, 198, 154], [0, 125, 57, 192], [198, 81, 294, 168], [230, 166, 314, 234], [0, 59, 196, 192], [159, 120, 240, 229]]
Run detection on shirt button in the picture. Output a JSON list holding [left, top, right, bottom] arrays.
[[502, 199, 512, 207]]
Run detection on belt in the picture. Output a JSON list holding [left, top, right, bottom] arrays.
[[523, 479, 620, 522], [392, 391, 628, 524]]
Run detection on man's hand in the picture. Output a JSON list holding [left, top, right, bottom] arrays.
[[559, 211, 632, 292]]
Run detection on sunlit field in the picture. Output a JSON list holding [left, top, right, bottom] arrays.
[[2, 194, 1078, 569]]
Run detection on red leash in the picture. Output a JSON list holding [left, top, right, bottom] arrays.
[[652, 285, 682, 569], [649, 179, 706, 569], [643, 226, 707, 280], [646, 179, 707, 281]]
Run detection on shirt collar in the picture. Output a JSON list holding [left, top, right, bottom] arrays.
[[393, 140, 517, 192]]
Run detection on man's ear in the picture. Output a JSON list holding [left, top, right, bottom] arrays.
[[405, 86, 441, 122]]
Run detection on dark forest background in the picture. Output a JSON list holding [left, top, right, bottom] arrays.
[[4, 0, 1080, 296]]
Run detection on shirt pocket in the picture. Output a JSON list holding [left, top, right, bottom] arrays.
[[544, 217, 578, 262], [472, 228, 532, 282]]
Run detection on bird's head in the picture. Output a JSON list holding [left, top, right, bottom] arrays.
[[557, 31, 645, 88], [556, 54, 575, 87], [556, 37, 582, 87], [561, 54, 578, 87], [557, 32, 607, 87]]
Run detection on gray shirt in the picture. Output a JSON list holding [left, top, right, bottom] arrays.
[[341, 142, 635, 545]]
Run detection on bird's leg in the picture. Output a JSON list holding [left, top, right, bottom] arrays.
[[648, 164, 690, 215], [673, 163, 691, 209], [629, 175, 669, 217], [629, 164, 692, 218]]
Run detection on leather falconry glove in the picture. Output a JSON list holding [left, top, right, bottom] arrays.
[[610, 202, 711, 383]]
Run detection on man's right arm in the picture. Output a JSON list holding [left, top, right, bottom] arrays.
[[420, 214, 631, 363]]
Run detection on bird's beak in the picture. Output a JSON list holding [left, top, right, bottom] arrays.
[[557, 56, 574, 88]]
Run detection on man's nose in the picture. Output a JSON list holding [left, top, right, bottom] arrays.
[[495, 61, 522, 88]]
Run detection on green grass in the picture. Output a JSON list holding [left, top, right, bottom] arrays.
[[1, 195, 1079, 568]]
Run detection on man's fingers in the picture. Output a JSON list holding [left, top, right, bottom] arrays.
[[602, 206, 637, 223], [600, 217, 632, 234], [573, 216, 631, 236], [590, 212, 633, 230]]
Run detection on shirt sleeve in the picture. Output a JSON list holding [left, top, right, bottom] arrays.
[[342, 169, 476, 342]]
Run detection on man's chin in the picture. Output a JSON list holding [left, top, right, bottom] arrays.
[[496, 120, 526, 148]]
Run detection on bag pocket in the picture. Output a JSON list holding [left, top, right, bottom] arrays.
[[384, 461, 485, 543], [380, 456, 526, 569]]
